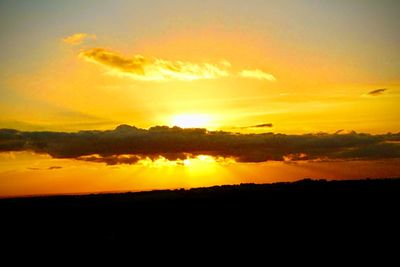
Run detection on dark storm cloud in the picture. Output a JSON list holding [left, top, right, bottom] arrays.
[[1, 125, 399, 164], [367, 88, 387, 96]]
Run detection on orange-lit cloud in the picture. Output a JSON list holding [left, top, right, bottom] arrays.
[[79, 48, 230, 81], [62, 33, 97, 45], [239, 69, 276, 81], [77, 154, 141, 165], [79, 48, 275, 82]]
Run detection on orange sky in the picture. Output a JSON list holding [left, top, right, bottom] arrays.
[[1, 152, 400, 197], [1, 1, 399, 133], [0, 0, 399, 196]]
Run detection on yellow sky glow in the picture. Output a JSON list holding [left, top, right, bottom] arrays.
[[170, 114, 212, 128], [1, 1, 399, 197]]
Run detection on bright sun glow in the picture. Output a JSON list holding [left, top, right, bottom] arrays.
[[171, 114, 211, 128]]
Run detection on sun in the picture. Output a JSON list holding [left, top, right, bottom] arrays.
[[171, 114, 211, 128]]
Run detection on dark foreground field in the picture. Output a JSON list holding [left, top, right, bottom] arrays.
[[1, 178, 400, 246]]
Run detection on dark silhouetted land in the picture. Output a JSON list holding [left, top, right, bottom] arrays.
[[1, 178, 399, 246]]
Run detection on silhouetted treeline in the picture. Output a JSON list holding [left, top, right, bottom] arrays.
[[1, 178, 399, 247]]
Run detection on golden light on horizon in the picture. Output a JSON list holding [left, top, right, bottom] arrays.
[[171, 114, 212, 128], [1, 0, 400, 198]]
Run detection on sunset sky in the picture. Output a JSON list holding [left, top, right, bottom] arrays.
[[1, 0, 399, 196]]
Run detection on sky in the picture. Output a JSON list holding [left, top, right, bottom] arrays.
[[0, 0, 399, 196]]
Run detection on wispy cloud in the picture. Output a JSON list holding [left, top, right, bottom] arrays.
[[79, 48, 230, 81], [77, 154, 141, 165], [367, 88, 387, 96], [248, 123, 273, 128], [239, 69, 276, 81], [238, 123, 273, 129], [79, 48, 275, 82], [27, 166, 62, 171], [63, 33, 97, 45], [1, 125, 399, 164]]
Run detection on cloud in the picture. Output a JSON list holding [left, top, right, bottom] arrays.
[[63, 33, 97, 45], [79, 48, 230, 81], [334, 129, 344, 135], [248, 123, 273, 128], [79, 48, 276, 82], [367, 88, 387, 96], [77, 154, 141, 165], [236, 123, 273, 130], [1, 125, 399, 165], [239, 69, 276, 81], [48, 166, 62, 170], [27, 166, 62, 171]]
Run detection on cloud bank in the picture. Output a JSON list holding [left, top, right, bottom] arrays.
[[79, 48, 275, 82], [1, 125, 399, 165], [63, 33, 97, 45]]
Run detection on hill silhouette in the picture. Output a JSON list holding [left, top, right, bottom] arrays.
[[1, 178, 399, 245]]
